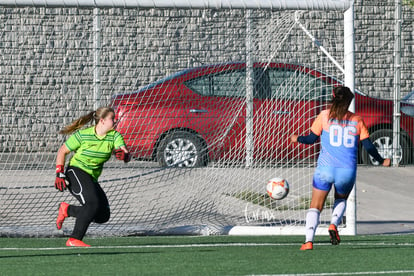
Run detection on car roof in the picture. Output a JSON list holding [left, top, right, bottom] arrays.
[[117, 62, 368, 97]]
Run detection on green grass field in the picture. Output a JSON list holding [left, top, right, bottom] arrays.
[[1, 235, 413, 275]]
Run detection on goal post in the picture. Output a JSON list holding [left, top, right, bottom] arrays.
[[0, 1, 356, 237], [344, 3, 357, 236]]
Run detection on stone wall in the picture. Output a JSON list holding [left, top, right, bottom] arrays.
[[0, 2, 413, 153]]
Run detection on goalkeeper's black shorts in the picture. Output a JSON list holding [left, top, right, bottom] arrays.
[[65, 166, 110, 239]]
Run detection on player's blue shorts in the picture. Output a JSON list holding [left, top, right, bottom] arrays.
[[312, 166, 357, 195]]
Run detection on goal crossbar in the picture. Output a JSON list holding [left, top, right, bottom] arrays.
[[0, 0, 352, 10]]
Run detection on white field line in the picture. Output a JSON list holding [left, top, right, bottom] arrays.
[[0, 242, 413, 251], [251, 271, 414, 276]]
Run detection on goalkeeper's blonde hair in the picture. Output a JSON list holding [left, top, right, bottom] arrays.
[[59, 107, 115, 135]]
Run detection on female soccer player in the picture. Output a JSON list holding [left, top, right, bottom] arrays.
[[290, 86, 391, 250], [54, 107, 130, 247]]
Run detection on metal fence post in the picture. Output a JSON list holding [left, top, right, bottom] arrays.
[[245, 9, 254, 168], [94, 7, 101, 110], [393, 0, 402, 167]]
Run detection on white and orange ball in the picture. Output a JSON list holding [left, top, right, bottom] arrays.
[[266, 177, 289, 200]]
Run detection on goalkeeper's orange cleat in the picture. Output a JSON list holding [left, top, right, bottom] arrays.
[[300, 241, 313, 251], [56, 202, 69, 230], [66, 238, 90, 247], [329, 224, 341, 245]]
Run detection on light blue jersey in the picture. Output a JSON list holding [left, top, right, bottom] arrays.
[[310, 110, 370, 194]]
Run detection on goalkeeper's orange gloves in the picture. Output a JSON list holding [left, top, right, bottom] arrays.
[[55, 165, 67, 192], [114, 148, 131, 163]]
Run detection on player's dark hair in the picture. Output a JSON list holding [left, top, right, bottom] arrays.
[[329, 86, 354, 121], [59, 107, 115, 135]]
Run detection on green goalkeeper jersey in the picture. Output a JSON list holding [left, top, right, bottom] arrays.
[[65, 126, 126, 180]]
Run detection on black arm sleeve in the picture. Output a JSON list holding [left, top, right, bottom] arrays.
[[297, 131, 319, 145], [361, 138, 385, 164]]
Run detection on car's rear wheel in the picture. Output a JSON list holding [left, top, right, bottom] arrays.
[[361, 129, 411, 165], [157, 131, 207, 167]]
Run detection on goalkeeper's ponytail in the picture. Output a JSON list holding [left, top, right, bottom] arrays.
[[59, 107, 115, 135]]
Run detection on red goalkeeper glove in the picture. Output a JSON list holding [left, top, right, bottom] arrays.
[[114, 149, 131, 163], [55, 165, 67, 192]]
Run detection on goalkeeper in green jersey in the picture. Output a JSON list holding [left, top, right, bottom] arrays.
[[54, 107, 130, 247]]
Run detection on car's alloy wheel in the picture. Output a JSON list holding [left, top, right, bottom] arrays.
[[157, 131, 207, 167], [362, 129, 410, 165]]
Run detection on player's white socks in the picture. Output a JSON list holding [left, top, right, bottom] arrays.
[[330, 198, 347, 226], [305, 208, 320, 243]]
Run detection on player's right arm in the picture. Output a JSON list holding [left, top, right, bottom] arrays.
[[290, 111, 323, 145], [55, 144, 71, 192], [56, 144, 71, 168]]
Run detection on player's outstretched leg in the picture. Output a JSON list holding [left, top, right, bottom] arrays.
[[56, 202, 69, 230], [66, 238, 90, 247], [328, 224, 341, 245]]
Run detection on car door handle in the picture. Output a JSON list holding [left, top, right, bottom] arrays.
[[189, 109, 208, 113], [274, 110, 290, 115]]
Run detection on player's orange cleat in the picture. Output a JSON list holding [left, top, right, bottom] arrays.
[[300, 241, 313, 250], [66, 238, 91, 247], [329, 224, 341, 245], [56, 202, 69, 230]]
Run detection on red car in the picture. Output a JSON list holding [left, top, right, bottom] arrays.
[[111, 62, 414, 167]]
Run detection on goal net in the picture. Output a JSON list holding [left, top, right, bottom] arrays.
[[0, 2, 354, 237]]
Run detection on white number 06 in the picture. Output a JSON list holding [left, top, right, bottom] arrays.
[[329, 125, 357, 148]]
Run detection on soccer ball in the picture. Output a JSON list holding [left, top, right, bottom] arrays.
[[266, 177, 289, 200]]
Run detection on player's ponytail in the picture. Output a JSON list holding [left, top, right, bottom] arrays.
[[329, 86, 354, 121], [59, 107, 115, 135]]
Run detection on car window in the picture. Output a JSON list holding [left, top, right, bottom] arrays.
[[185, 69, 247, 97], [268, 67, 333, 102], [185, 68, 272, 99], [185, 74, 211, 96], [403, 91, 414, 103], [212, 70, 246, 97]]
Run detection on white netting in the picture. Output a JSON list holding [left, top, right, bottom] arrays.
[[0, 7, 347, 237]]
